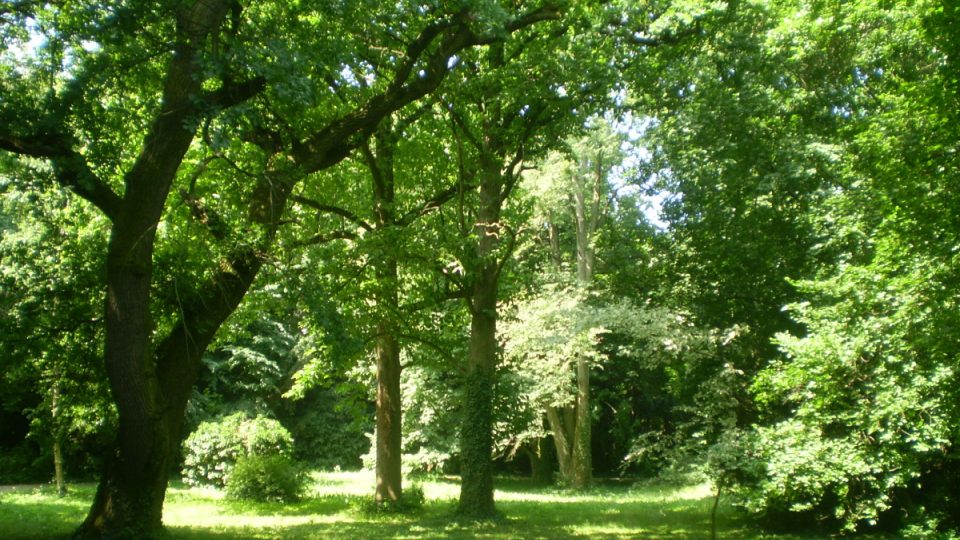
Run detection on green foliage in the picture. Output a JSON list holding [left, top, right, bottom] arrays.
[[687, 1, 960, 535], [225, 454, 307, 503], [397, 364, 462, 472], [503, 275, 722, 465], [0, 176, 114, 482], [181, 413, 293, 488], [736, 257, 958, 533], [287, 392, 371, 470]]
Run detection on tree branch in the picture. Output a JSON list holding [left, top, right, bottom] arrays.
[[0, 132, 123, 220], [202, 76, 267, 110], [397, 181, 472, 227], [294, 229, 359, 248], [290, 195, 374, 232], [291, 4, 564, 174]]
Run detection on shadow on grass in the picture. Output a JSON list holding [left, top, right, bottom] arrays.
[[1, 476, 877, 540]]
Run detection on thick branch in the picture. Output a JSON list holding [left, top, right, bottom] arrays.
[[0, 132, 122, 220], [397, 182, 468, 226], [291, 195, 374, 232], [292, 5, 562, 174], [202, 76, 267, 110]]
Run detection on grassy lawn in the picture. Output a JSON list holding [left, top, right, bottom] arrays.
[[0, 471, 886, 539]]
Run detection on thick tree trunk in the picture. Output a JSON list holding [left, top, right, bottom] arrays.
[[71, 5, 237, 537], [458, 278, 498, 517], [75, 237, 275, 539], [458, 151, 503, 518], [375, 321, 403, 503]]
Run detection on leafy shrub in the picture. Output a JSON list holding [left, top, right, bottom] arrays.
[[225, 454, 307, 503], [182, 412, 293, 488]]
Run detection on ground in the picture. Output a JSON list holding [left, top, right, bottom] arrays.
[[0, 471, 892, 539]]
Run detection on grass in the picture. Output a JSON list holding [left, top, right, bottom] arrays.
[[0, 471, 890, 539]]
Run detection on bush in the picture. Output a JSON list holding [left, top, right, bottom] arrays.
[[182, 412, 293, 488], [225, 454, 307, 503]]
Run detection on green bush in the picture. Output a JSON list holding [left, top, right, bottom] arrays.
[[225, 454, 307, 503], [181, 412, 293, 488]]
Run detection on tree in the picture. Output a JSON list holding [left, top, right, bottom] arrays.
[[520, 120, 623, 488], [442, 14, 618, 511], [730, 0, 960, 533], [286, 105, 469, 505], [0, 176, 114, 490], [619, 0, 836, 479], [354, 111, 469, 505], [1, 2, 563, 536]]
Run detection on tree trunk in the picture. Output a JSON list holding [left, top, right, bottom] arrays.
[[366, 124, 406, 505], [458, 149, 503, 518], [571, 355, 592, 488], [70, 5, 238, 536], [51, 371, 67, 497], [458, 267, 498, 517], [53, 437, 67, 497], [567, 159, 602, 490], [375, 321, 402, 504], [546, 405, 575, 484]]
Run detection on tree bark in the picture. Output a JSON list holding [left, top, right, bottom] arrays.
[[52, 378, 67, 498], [375, 324, 403, 503], [571, 355, 592, 488], [566, 153, 604, 489], [458, 150, 503, 518], [546, 405, 576, 483], [364, 124, 406, 505], [459, 274, 498, 517], [73, 5, 237, 536]]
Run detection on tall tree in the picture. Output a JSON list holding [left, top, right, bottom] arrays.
[[0, 2, 563, 536], [733, 0, 960, 533], [523, 121, 625, 487], [443, 6, 621, 512]]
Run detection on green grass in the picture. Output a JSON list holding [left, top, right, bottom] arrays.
[[0, 471, 889, 539]]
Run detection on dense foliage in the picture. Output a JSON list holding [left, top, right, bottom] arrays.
[[225, 454, 307, 503], [1, 0, 957, 537], [181, 413, 294, 489]]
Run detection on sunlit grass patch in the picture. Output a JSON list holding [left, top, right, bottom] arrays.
[[0, 471, 898, 539], [0, 484, 94, 539]]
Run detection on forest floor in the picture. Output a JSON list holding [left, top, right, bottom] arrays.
[[0, 470, 893, 539]]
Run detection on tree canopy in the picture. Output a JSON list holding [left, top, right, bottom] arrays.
[[1, 0, 958, 538]]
